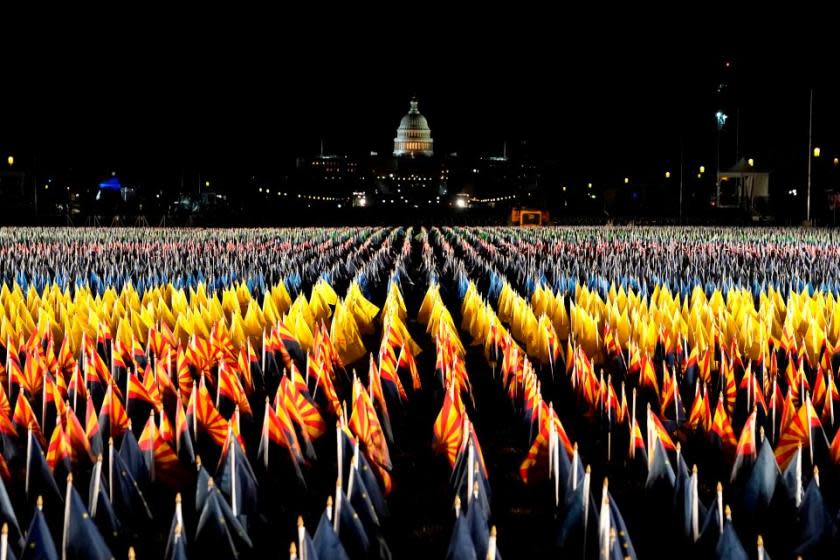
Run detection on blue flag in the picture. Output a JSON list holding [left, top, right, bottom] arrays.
[[313, 511, 349, 560], [62, 483, 113, 560], [21, 502, 58, 560]]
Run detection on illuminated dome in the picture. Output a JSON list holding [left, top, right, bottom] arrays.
[[393, 97, 434, 157]]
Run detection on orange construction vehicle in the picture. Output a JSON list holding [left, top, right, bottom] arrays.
[[509, 208, 549, 226]]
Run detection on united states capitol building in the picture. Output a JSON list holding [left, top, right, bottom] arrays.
[[392, 97, 434, 158], [294, 97, 542, 207]]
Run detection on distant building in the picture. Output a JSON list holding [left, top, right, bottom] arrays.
[[295, 153, 361, 193], [393, 97, 434, 157], [369, 97, 446, 201], [290, 97, 542, 209]]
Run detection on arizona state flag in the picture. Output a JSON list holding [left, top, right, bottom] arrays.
[[176, 347, 194, 403], [639, 355, 659, 395], [138, 412, 181, 485], [85, 394, 103, 457], [687, 383, 712, 433], [99, 381, 129, 440], [604, 323, 620, 358], [217, 364, 252, 417], [647, 407, 675, 451], [0, 382, 9, 420], [13, 393, 45, 447], [397, 344, 421, 391], [21, 348, 46, 395], [720, 358, 736, 414], [520, 404, 572, 484], [730, 409, 757, 482], [775, 395, 824, 469], [378, 343, 407, 402], [0, 404, 16, 438], [829, 426, 840, 465], [259, 397, 304, 466], [711, 396, 737, 453], [153, 361, 178, 401], [699, 347, 713, 384], [283, 377, 325, 440], [432, 385, 465, 468], [307, 353, 340, 415], [87, 347, 115, 391], [127, 371, 161, 412], [779, 388, 796, 436], [236, 343, 259, 395], [67, 364, 87, 406], [46, 422, 73, 471], [62, 408, 94, 464], [194, 376, 228, 447], [349, 379, 391, 471], [174, 396, 195, 465]]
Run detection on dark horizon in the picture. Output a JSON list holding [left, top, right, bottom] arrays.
[[1, 14, 838, 191]]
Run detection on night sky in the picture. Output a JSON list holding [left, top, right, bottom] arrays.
[[1, 12, 837, 189]]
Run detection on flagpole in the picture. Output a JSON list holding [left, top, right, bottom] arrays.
[[806, 88, 813, 224], [216, 363, 222, 408], [91, 455, 102, 518], [62, 474, 73, 560], [336, 422, 343, 489], [771, 376, 777, 444], [690, 466, 700, 542], [41, 373, 47, 434], [806, 393, 814, 465], [6, 336, 10, 398], [581, 465, 591, 560], [467, 434, 475, 506], [297, 516, 306, 560], [230, 427, 238, 517], [333, 479, 342, 534], [261, 399, 270, 469], [25, 426, 32, 498], [108, 438, 114, 503], [262, 330, 267, 373], [72, 364, 78, 412], [606, 374, 612, 464], [1, 523, 8, 560]]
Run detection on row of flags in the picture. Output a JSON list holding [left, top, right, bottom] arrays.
[[6, 223, 840, 557], [437, 225, 840, 558], [420, 271, 500, 560], [0, 227, 425, 559], [0, 227, 399, 297], [445, 225, 840, 304], [436, 235, 636, 559]]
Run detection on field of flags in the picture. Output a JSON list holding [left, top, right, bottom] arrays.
[[1, 226, 840, 558]]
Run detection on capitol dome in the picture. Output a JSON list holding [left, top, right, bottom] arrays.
[[393, 97, 434, 157]]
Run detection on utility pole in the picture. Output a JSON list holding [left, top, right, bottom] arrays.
[[679, 142, 684, 222], [806, 88, 813, 224]]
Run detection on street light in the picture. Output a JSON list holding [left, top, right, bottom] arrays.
[[6, 156, 12, 167], [748, 158, 755, 167], [813, 147, 821, 158], [834, 157, 839, 166], [665, 171, 671, 179], [624, 177, 629, 184], [699, 165, 705, 174]]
